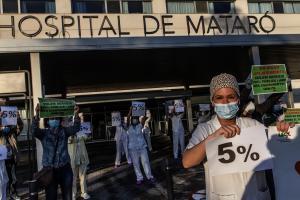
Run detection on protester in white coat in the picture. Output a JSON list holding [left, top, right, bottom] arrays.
[[127, 108, 155, 185], [68, 114, 90, 200], [183, 73, 294, 200], [114, 121, 131, 167], [169, 110, 185, 159]]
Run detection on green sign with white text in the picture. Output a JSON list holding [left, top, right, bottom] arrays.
[[284, 109, 300, 124], [39, 98, 75, 118], [251, 64, 288, 95]]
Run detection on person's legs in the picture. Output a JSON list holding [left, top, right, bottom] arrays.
[[129, 150, 143, 182], [0, 182, 7, 200], [71, 165, 79, 199], [5, 162, 12, 196], [115, 140, 122, 166], [145, 132, 152, 151], [122, 138, 131, 164], [78, 164, 88, 195], [179, 130, 185, 157], [59, 164, 73, 200], [45, 177, 58, 200], [172, 131, 179, 159], [140, 148, 153, 180]]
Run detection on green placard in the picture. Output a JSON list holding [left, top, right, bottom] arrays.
[[284, 109, 300, 124], [39, 98, 75, 118], [251, 64, 288, 95]]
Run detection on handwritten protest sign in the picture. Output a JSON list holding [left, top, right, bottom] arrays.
[[206, 125, 273, 176], [111, 112, 121, 126], [78, 122, 91, 137], [174, 99, 184, 113], [251, 64, 288, 95], [268, 126, 300, 200], [0, 106, 17, 126], [132, 101, 145, 117], [39, 98, 75, 118], [284, 108, 300, 124], [199, 104, 210, 111]]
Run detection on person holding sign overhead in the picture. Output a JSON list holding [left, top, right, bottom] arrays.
[[0, 98, 23, 200], [32, 103, 80, 200], [68, 113, 91, 200], [169, 100, 185, 160], [127, 106, 155, 185], [182, 73, 293, 200]]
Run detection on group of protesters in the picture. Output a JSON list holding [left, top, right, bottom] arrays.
[[0, 71, 294, 200]]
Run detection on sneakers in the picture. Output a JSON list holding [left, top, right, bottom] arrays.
[[148, 178, 156, 184], [114, 164, 120, 168], [81, 193, 91, 200], [136, 180, 143, 185]]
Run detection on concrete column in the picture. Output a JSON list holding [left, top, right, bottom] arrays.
[[186, 99, 194, 133], [235, 0, 249, 14], [55, 0, 72, 14], [30, 53, 44, 171], [152, 0, 167, 14]]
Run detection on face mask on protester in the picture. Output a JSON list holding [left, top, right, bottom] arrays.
[[214, 101, 239, 119], [132, 119, 139, 125], [273, 104, 283, 113], [1, 126, 11, 136], [48, 119, 60, 128]]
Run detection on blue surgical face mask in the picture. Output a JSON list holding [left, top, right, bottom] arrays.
[[132, 119, 139, 125], [214, 102, 239, 119], [1, 126, 11, 136], [48, 119, 60, 128]]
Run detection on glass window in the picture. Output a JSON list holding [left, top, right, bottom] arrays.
[[283, 2, 294, 13], [21, 0, 55, 13], [3, 0, 18, 13], [248, 2, 259, 13], [273, 2, 284, 13], [107, 0, 121, 13], [260, 2, 273, 13], [122, 0, 152, 13], [294, 2, 300, 13], [196, 1, 208, 13], [128, 1, 143, 13], [167, 0, 196, 14], [142, 1, 152, 13], [72, 0, 105, 13], [210, 2, 233, 14]]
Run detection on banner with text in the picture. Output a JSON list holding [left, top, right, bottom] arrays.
[[206, 125, 273, 176], [39, 98, 75, 118]]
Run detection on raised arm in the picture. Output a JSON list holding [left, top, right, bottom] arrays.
[[126, 107, 132, 127], [31, 104, 46, 141], [65, 106, 81, 137], [16, 112, 24, 136]]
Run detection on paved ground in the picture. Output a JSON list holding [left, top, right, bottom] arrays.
[[19, 157, 205, 200], [17, 134, 206, 200]]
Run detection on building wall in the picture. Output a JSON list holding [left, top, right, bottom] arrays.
[[55, 0, 72, 14]]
